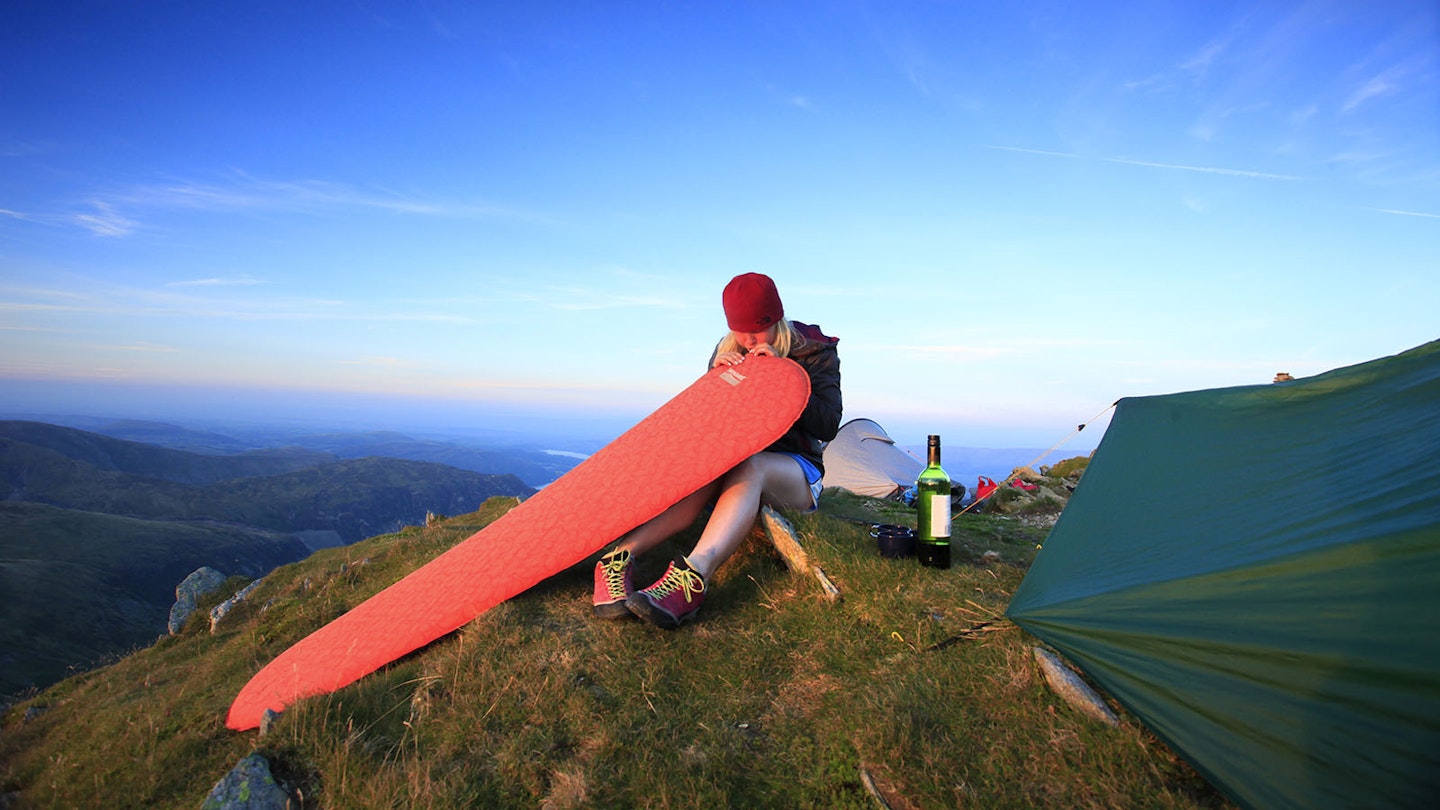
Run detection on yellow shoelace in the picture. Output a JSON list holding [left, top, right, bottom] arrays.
[[601, 550, 630, 593], [649, 565, 706, 601]]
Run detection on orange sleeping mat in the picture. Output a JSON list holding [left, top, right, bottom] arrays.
[[228, 355, 810, 730]]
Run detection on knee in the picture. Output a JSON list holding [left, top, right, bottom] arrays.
[[720, 455, 765, 488]]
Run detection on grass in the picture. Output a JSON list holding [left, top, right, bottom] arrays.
[[0, 492, 1231, 809], [0, 501, 308, 695]]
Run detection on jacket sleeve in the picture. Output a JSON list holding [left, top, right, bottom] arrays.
[[796, 345, 842, 443]]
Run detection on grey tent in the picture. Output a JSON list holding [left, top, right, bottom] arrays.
[[1006, 339, 1440, 809], [821, 418, 922, 499]]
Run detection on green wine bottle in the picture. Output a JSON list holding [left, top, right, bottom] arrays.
[[916, 434, 952, 568]]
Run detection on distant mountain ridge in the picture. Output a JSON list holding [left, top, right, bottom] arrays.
[[73, 418, 269, 454], [25, 418, 582, 488], [0, 420, 334, 485], [0, 421, 534, 543], [276, 429, 576, 488]]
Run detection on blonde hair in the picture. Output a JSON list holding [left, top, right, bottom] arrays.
[[714, 319, 798, 359]]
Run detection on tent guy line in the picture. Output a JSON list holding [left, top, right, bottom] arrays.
[[959, 402, 1118, 516]]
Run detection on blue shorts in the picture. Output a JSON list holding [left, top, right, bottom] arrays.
[[776, 452, 823, 511]]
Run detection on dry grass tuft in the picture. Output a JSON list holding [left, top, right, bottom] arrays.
[[540, 767, 589, 810]]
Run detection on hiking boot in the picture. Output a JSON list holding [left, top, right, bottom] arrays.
[[626, 556, 706, 629], [592, 549, 635, 620]]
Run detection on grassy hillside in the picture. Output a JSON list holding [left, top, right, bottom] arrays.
[[0, 422, 538, 698], [0, 492, 1229, 809], [0, 502, 309, 695]]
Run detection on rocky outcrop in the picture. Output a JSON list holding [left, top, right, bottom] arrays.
[[201, 753, 294, 809], [974, 456, 1089, 516], [168, 567, 227, 635], [209, 578, 264, 633]]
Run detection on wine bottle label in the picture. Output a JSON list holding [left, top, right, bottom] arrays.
[[927, 492, 951, 539]]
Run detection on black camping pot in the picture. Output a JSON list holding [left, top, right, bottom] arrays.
[[870, 524, 916, 559]]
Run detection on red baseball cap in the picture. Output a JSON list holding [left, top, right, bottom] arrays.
[[722, 273, 784, 332]]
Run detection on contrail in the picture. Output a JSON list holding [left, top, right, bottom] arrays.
[[984, 145, 1302, 181]]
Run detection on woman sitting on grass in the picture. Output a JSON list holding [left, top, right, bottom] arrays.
[[592, 272, 842, 628]]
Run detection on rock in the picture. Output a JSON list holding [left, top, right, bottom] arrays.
[[1008, 465, 1043, 483], [962, 454, 1090, 517], [168, 567, 227, 635], [259, 708, 281, 739], [210, 578, 265, 633], [201, 753, 294, 810], [1044, 455, 1090, 480], [986, 486, 1035, 515]]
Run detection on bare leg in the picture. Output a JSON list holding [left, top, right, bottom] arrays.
[[611, 479, 721, 558], [685, 452, 812, 579]]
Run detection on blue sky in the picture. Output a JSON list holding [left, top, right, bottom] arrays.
[[2, 0, 1436, 450]]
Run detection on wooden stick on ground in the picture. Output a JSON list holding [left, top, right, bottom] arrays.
[[1033, 646, 1119, 726], [759, 505, 841, 603]]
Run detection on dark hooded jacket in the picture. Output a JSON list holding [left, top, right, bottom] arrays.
[[708, 321, 842, 473]]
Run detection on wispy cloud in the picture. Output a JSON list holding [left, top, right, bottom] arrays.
[[492, 268, 699, 314], [1343, 76, 1395, 113], [0, 139, 54, 158], [1102, 152, 1297, 180], [339, 355, 424, 369], [1375, 208, 1440, 220], [761, 80, 819, 112], [1179, 36, 1231, 80], [863, 335, 1126, 360], [0, 282, 97, 304], [1, 277, 481, 325], [73, 201, 140, 236], [62, 173, 551, 237], [4, 202, 141, 236], [528, 285, 684, 312], [1341, 61, 1414, 114], [1124, 24, 1241, 99], [131, 175, 541, 218], [984, 145, 1303, 181], [864, 344, 1012, 360], [152, 299, 479, 325], [0, 302, 88, 313], [103, 342, 180, 353], [1288, 104, 1319, 126], [1120, 73, 1175, 96], [0, 323, 62, 332], [167, 275, 274, 288]]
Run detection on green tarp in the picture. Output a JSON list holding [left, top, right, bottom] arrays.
[[1006, 340, 1440, 810]]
